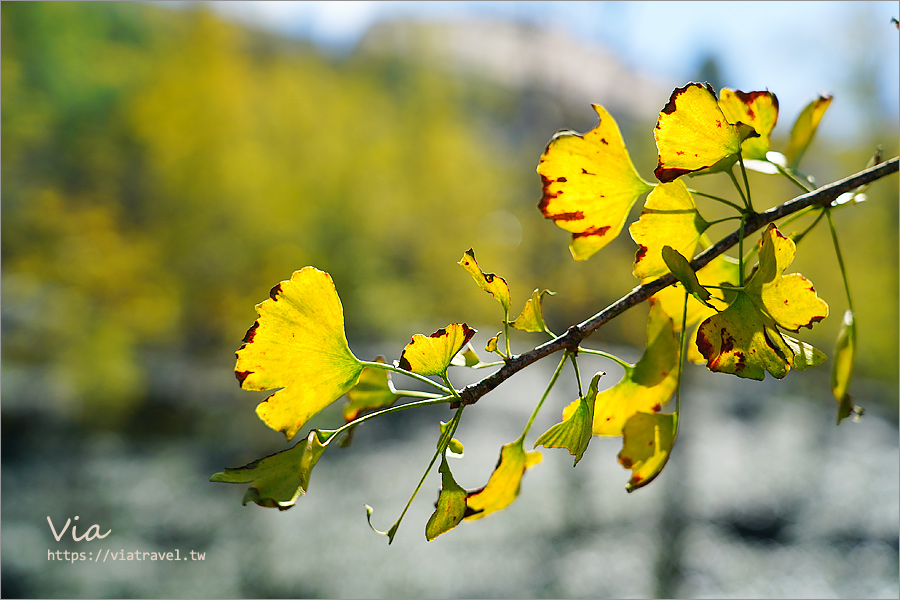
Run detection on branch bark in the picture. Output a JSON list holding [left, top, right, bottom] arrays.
[[457, 156, 899, 406]]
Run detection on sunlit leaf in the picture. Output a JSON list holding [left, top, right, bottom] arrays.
[[697, 292, 793, 380], [537, 104, 653, 260], [571, 302, 678, 436], [485, 335, 499, 354], [450, 343, 484, 368], [425, 456, 467, 541], [398, 323, 477, 377], [438, 420, 464, 457], [784, 335, 827, 371], [618, 412, 677, 492], [718, 89, 779, 161], [654, 83, 748, 183], [343, 356, 399, 422], [652, 252, 738, 333], [784, 94, 833, 169], [661, 246, 713, 308], [464, 440, 542, 521], [831, 309, 863, 423], [630, 180, 709, 280], [535, 372, 601, 465], [210, 429, 334, 509], [510, 288, 555, 334], [458, 248, 511, 314], [235, 268, 364, 440], [744, 224, 829, 332]]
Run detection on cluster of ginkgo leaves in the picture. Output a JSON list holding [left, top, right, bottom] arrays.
[[213, 82, 870, 542]]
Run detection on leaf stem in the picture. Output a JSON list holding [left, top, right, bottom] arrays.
[[689, 189, 745, 212], [737, 154, 755, 213], [774, 163, 816, 193], [329, 396, 454, 444], [361, 360, 451, 394], [519, 353, 567, 441], [825, 208, 854, 311], [569, 353, 584, 398], [576, 347, 633, 369], [727, 168, 749, 212]]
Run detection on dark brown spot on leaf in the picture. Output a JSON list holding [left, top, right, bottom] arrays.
[[235, 370, 253, 386], [242, 322, 259, 343], [269, 284, 282, 301], [654, 164, 693, 183], [652, 403, 661, 413], [573, 225, 611, 239], [600, 138, 609, 145], [635, 245, 648, 263], [556, 176, 567, 183]]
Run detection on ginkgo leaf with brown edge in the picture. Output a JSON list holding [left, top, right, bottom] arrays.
[[535, 372, 601, 465], [458, 248, 511, 315], [629, 180, 709, 280], [568, 301, 678, 437], [784, 94, 833, 169], [425, 456, 467, 541], [464, 439, 542, 521], [537, 104, 654, 260], [718, 89, 779, 161], [744, 224, 829, 332], [398, 323, 477, 378], [510, 288, 555, 335], [618, 412, 677, 492], [235, 267, 364, 441], [210, 428, 336, 509], [654, 82, 758, 183], [343, 356, 400, 422]]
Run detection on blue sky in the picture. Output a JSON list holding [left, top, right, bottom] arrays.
[[207, 1, 899, 140]]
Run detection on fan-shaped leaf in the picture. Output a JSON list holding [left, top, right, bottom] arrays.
[[654, 83, 746, 182], [235, 268, 364, 440], [618, 412, 677, 492], [510, 289, 555, 334], [537, 104, 653, 260], [535, 372, 601, 465], [718, 89, 779, 160], [425, 456, 467, 541], [398, 323, 477, 377], [784, 94, 832, 169], [464, 440, 542, 520], [210, 429, 334, 509], [458, 248, 510, 314]]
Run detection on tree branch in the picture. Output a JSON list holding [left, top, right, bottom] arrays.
[[457, 156, 898, 406]]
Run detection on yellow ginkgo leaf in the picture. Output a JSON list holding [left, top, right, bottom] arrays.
[[618, 412, 677, 492], [654, 82, 746, 183], [744, 224, 829, 332], [398, 323, 477, 377], [629, 180, 709, 280], [235, 268, 364, 441], [535, 372, 601, 465], [537, 104, 653, 260], [425, 456, 467, 541], [567, 301, 678, 436], [784, 94, 833, 169], [718, 89, 779, 160], [458, 248, 511, 314], [510, 288, 555, 334], [464, 439, 542, 521]]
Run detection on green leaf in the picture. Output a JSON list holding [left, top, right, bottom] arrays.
[[210, 429, 334, 509], [784, 94, 833, 169], [425, 456, 467, 541], [465, 440, 542, 520], [652, 252, 738, 334], [784, 335, 827, 370], [831, 309, 863, 423], [458, 248, 511, 314], [450, 343, 483, 368], [661, 245, 713, 308], [535, 372, 601, 465], [572, 301, 678, 436], [654, 83, 748, 183], [510, 288, 555, 334], [618, 412, 677, 492], [630, 180, 709, 280], [235, 267, 364, 441], [398, 323, 477, 377], [438, 420, 464, 457], [537, 104, 654, 260], [717, 89, 779, 161], [343, 356, 400, 422]]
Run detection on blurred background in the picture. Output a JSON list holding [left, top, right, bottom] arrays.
[[2, 2, 898, 598]]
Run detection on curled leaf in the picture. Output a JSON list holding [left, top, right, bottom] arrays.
[[485, 335, 500, 354], [425, 456, 467, 541], [458, 248, 511, 314], [398, 323, 477, 377], [465, 440, 542, 520], [535, 372, 601, 465], [235, 267, 364, 440], [510, 289, 555, 334], [654, 83, 750, 183], [343, 356, 400, 422], [450, 343, 483, 368], [784, 94, 832, 169], [537, 104, 653, 260], [717, 89, 779, 161], [630, 180, 709, 280], [210, 429, 333, 509], [831, 310, 863, 424], [661, 245, 713, 308], [618, 412, 677, 492]]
